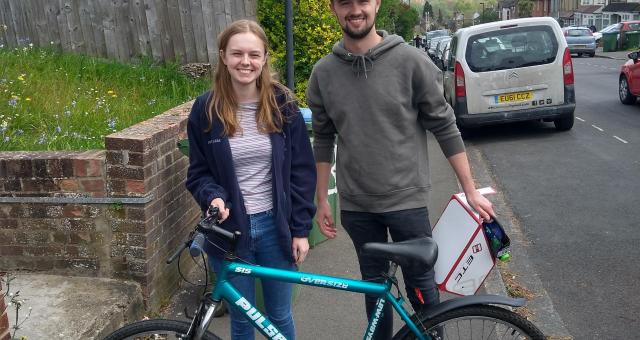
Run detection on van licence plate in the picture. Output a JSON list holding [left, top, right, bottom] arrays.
[[496, 91, 533, 103]]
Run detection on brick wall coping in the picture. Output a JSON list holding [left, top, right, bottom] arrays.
[[105, 100, 195, 152]]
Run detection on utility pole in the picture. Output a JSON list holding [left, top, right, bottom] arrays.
[[480, 2, 485, 23], [285, 0, 294, 91]]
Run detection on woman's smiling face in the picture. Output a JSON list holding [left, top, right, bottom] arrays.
[[221, 32, 267, 88]]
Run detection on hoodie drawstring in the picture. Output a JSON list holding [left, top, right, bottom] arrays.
[[350, 54, 374, 79]]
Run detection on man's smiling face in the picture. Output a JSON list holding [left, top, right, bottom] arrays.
[[331, 0, 380, 40]]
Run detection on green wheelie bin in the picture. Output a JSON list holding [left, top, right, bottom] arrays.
[[625, 31, 640, 49], [602, 32, 618, 52]]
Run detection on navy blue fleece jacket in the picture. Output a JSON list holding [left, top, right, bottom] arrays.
[[185, 90, 316, 261]]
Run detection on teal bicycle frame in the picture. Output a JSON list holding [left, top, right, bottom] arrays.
[[204, 258, 427, 340]]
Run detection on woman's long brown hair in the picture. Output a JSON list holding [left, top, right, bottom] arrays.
[[206, 19, 289, 136]]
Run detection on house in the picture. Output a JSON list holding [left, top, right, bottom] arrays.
[[574, 5, 604, 30], [600, 2, 640, 26]]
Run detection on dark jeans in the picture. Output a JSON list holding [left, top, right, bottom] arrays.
[[341, 207, 440, 340]]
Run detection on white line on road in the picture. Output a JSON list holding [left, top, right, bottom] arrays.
[[614, 136, 629, 144], [592, 124, 604, 131], [576, 117, 585, 122]]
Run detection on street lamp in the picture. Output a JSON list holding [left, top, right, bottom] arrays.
[[479, 2, 485, 23]]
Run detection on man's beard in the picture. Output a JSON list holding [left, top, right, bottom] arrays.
[[341, 18, 375, 40]]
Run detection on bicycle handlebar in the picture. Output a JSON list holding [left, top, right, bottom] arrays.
[[166, 205, 241, 263]]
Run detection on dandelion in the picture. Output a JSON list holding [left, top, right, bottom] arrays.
[[25, 97, 31, 101], [17, 74, 25, 81], [111, 94, 117, 98], [107, 90, 115, 94]]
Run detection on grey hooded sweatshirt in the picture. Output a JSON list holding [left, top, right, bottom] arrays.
[[307, 31, 464, 213]]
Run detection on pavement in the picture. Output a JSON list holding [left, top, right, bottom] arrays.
[[594, 46, 632, 61]]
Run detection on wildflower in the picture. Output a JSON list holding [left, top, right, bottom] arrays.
[[25, 97, 31, 101], [55, 126, 62, 133], [29, 43, 33, 48], [107, 90, 115, 94], [108, 118, 117, 130], [16, 129, 23, 135], [8, 98, 17, 108], [147, 99, 156, 106], [38, 134, 46, 144], [3, 136, 9, 142], [71, 100, 77, 107], [111, 94, 117, 98], [17, 74, 25, 81], [0, 44, 3, 49]]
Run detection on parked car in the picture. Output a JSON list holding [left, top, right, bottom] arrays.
[[426, 29, 449, 48], [433, 37, 452, 70], [442, 17, 576, 131], [562, 26, 596, 57], [427, 35, 450, 60], [619, 50, 640, 104], [593, 23, 618, 43]]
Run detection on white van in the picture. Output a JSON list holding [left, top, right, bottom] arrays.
[[443, 17, 576, 131]]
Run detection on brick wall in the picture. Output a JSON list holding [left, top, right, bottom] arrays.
[[0, 101, 201, 311]]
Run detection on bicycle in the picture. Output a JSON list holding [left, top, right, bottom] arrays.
[[104, 206, 545, 340]]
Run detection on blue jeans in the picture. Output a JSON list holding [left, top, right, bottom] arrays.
[[341, 208, 440, 340], [210, 210, 296, 340]]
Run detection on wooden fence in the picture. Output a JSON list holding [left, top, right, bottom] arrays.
[[0, 0, 257, 64]]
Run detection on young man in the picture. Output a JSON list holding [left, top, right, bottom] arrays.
[[306, 0, 495, 339]]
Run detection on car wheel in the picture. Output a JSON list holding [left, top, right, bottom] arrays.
[[577, 52, 583, 57], [589, 52, 595, 57], [554, 113, 574, 131], [619, 76, 637, 105]]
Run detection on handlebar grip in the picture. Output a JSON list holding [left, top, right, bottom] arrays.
[[189, 231, 206, 257], [166, 241, 188, 264]]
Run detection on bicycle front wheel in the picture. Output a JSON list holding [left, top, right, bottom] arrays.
[[103, 319, 221, 340], [394, 305, 545, 340]]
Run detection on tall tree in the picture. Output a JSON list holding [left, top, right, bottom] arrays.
[[518, 0, 534, 17]]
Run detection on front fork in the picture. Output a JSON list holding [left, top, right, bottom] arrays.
[[186, 295, 220, 340]]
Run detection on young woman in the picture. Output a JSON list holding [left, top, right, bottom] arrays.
[[185, 19, 316, 340]]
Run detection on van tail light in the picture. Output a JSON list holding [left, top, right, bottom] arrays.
[[563, 48, 574, 85], [454, 61, 466, 97]]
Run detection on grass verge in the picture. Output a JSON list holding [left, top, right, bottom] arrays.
[[0, 45, 210, 151]]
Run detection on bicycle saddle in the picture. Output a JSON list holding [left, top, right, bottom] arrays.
[[361, 237, 438, 269]]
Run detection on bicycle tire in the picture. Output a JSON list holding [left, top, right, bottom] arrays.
[[393, 305, 545, 340], [103, 319, 222, 340]]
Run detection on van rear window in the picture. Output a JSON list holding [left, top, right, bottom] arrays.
[[465, 25, 558, 72]]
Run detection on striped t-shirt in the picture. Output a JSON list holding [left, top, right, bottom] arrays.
[[228, 103, 273, 214]]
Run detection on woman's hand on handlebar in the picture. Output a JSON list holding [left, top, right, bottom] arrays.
[[209, 198, 230, 223]]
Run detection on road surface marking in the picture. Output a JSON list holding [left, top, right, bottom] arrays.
[[614, 136, 629, 144], [592, 124, 603, 131], [576, 117, 585, 122]]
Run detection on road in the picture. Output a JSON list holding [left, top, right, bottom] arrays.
[[464, 56, 640, 339]]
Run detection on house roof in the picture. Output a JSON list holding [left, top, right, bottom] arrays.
[[558, 11, 575, 19], [602, 2, 640, 13], [575, 5, 603, 14]]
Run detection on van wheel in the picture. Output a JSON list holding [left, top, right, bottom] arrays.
[[589, 52, 595, 57], [619, 76, 637, 105], [554, 114, 574, 131]]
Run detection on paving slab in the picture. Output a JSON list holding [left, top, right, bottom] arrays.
[[4, 273, 144, 340]]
